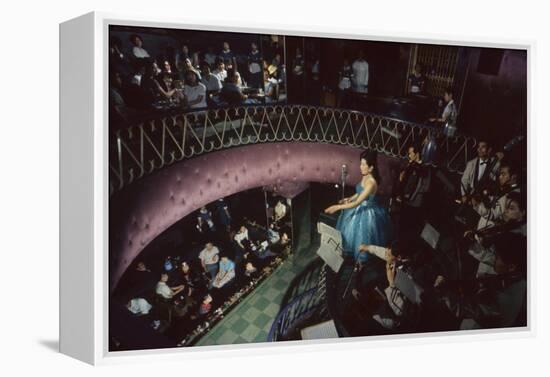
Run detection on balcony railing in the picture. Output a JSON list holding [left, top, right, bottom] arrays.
[[110, 105, 478, 195]]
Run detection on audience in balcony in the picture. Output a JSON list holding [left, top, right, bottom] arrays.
[[429, 87, 457, 136], [352, 50, 369, 94], [408, 63, 425, 95], [212, 59, 228, 83], [219, 41, 237, 71], [247, 42, 263, 89], [129, 34, 150, 59], [200, 62, 223, 94], [183, 70, 207, 109]]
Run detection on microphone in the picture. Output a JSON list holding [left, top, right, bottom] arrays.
[[341, 164, 348, 180]]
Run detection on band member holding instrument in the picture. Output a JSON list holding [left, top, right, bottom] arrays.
[[460, 140, 502, 203]]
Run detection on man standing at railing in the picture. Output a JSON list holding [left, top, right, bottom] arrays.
[[352, 50, 369, 94]]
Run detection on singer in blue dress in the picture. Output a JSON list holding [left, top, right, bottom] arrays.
[[325, 150, 392, 263]]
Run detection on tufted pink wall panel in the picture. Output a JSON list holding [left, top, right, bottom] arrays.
[[110, 142, 403, 291]]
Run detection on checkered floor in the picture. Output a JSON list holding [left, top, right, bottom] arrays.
[[195, 246, 318, 346]]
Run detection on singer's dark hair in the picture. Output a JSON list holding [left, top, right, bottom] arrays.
[[360, 149, 380, 183]]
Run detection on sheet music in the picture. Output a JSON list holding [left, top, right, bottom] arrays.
[[394, 268, 423, 304], [300, 320, 339, 340], [421, 223, 440, 250], [317, 243, 344, 273], [317, 221, 342, 245]]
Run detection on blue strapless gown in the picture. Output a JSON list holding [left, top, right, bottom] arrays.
[[336, 183, 393, 263]]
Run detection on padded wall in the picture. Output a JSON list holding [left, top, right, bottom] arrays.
[[110, 142, 402, 291]]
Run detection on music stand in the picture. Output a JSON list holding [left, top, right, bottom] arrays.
[[316, 222, 344, 273], [394, 267, 424, 305]]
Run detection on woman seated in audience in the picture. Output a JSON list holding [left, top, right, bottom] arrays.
[[154, 72, 183, 102], [183, 70, 207, 109], [200, 62, 223, 95], [212, 255, 236, 289]]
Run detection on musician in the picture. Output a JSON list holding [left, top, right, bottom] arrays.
[[466, 191, 526, 278], [395, 142, 432, 237], [460, 232, 526, 329], [473, 161, 521, 225], [358, 240, 414, 329], [460, 140, 501, 202]]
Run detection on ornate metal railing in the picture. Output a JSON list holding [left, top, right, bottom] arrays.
[[267, 261, 330, 341], [110, 105, 478, 195]]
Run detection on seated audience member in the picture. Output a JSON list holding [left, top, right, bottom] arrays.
[[179, 261, 203, 295], [155, 273, 185, 300], [203, 47, 217, 67], [460, 140, 501, 202], [179, 58, 202, 81], [183, 70, 207, 109], [264, 68, 279, 101], [129, 34, 150, 59], [244, 262, 258, 278], [408, 63, 425, 94], [267, 223, 281, 244], [252, 240, 276, 259], [199, 242, 220, 284], [461, 232, 526, 329], [161, 60, 178, 80], [196, 206, 216, 234], [212, 59, 228, 83], [200, 62, 223, 94], [212, 256, 236, 288], [154, 72, 183, 102], [127, 298, 153, 316], [164, 256, 175, 272], [172, 295, 196, 319], [219, 41, 236, 71], [472, 161, 521, 224], [199, 294, 213, 316], [220, 74, 248, 105], [109, 71, 131, 125], [234, 225, 250, 251]]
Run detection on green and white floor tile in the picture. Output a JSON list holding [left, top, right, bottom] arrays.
[[195, 246, 318, 346]]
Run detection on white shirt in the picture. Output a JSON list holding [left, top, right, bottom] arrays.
[[131, 74, 142, 86], [155, 281, 174, 299], [477, 158, 489, 182], [234, 230, 249, 248], [352, 59, 369, 92], [213, 69, 227, 82], [184, 83, 207, 109], [132, 46, 150, 59], [127, 298, 152, 314], [201, 73, 223, 92], [199, 246, 219, 265]]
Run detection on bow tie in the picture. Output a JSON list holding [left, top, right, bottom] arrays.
[[479, 160, 488, 166]]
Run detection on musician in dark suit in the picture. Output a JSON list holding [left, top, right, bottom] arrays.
[[460, 140, 501, 202], [395, 142, 432, 238]]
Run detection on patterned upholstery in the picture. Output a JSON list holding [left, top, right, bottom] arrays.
[[110, 142, 402, 291]]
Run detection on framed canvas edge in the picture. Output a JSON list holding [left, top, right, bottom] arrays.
[[79, 10, 536, 365]]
